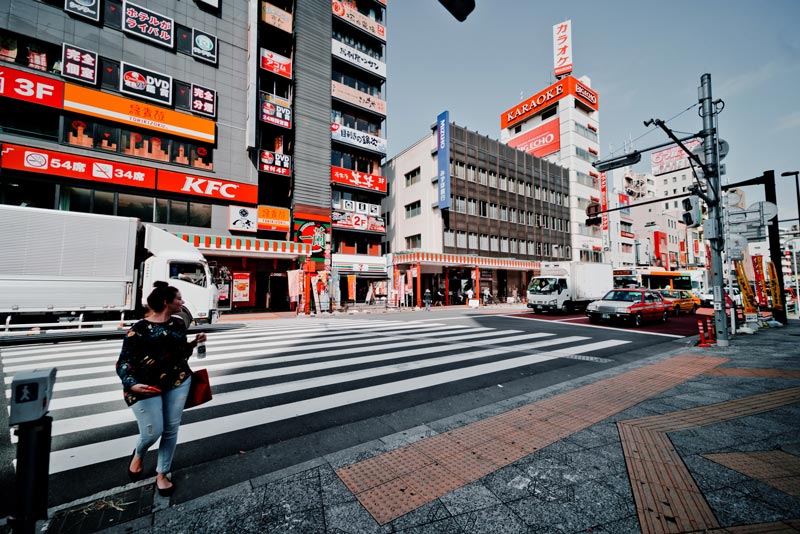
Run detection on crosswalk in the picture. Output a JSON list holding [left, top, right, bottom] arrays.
[[1, 319, 630, 476]]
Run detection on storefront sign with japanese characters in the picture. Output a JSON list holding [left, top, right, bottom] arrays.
[[0, 142, 156, 188], [331, 40, 386, 77], [122, 1, 174, 48], [259, 48, 292, 79], [332, 1, 385, 41], [191, 28, 218, 64], [259, 91, 292, 129], [257, 205, 291, 232], [0, 65, 64, 109], [331, 166, 386, 193], [228, 205, 258, 233], [331, 211, 385, 233], [331, 80, 385, 115], [258, 150, 292, 176], [61, 43, 98, 85], [331, 123, 386, 154], [120, 62, 172, 105], [190, 83, 216, 118], [261, 1, 292, 33]]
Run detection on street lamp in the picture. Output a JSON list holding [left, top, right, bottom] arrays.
[[781, 171, 800, 227]]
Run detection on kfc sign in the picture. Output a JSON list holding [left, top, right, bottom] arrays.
[[331, 166, 386, 193], [0, 143, 156, 188], [259, 150, 291, 176], [0, 65, 63, 108], [506, 120, 560, 158], [157, 170, 257, 203]]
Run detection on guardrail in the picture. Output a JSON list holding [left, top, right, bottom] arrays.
[[2, 313, 135, 336]]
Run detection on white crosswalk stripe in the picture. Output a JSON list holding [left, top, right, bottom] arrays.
[[0, 319, 630, 474]]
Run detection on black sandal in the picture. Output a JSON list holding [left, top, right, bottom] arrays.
[[156, 478, 175, 497], [128, 449, 143, 481]]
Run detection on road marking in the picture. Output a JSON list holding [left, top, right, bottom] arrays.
[[499, 314, 685, 338]]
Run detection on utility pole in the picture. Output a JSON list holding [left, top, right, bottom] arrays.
[[699, 73, 730, 346]]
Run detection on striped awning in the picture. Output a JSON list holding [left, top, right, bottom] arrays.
[[392, 252, 540, 272], [175, 233, 311, 259]]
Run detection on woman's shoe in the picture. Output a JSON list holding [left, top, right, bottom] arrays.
[[156, 478, 175, 497], [128, 449, 143, 481]]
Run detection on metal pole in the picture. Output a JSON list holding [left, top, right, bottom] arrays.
[[793, 242, 799, 316], [700, 73, 729, 345], [723, 192, 736, 334], [764, 170, 788, 324]]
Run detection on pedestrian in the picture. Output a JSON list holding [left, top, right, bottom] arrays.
[[423, 288, 432, 311], [436, 289, 444, 306], [466, 288, 474, 301], [116, 281, 207, 496]]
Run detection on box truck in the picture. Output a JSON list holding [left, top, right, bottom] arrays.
[[527, 262, 613, 313], [0, 205, 218, 326]]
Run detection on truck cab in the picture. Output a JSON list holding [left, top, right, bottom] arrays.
[[141, 225, 217, 324]]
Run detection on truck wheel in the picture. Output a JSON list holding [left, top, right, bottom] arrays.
[[634, 313, 643, 327], [178, 308, 193, 326], [561, 302, 572, 314]]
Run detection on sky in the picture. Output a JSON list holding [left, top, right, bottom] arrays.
[[385, 0, 800, 224]]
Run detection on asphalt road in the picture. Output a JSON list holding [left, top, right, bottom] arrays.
[[0, 309, 697, 514]]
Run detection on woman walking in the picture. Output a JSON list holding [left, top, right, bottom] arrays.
[[116, 281, 206, 496]]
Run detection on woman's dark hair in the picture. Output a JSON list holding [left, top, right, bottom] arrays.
[[146, 281, 179, 312]]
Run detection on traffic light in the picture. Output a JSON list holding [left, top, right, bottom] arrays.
[[585, 201, 602, 226], [438, 0, 475, 21], [681, 195, 702, 228]]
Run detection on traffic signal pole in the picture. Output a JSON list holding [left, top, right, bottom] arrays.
[[699, 73, 730, 346]]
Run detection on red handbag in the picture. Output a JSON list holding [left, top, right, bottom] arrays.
[[185, 369, 212, 408]]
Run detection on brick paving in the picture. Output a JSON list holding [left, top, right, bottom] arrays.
[[703, 451, 800, 497], [336, 355, 727, 525]]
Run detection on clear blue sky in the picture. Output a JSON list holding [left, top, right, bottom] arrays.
[[386, 1, 800, 223]]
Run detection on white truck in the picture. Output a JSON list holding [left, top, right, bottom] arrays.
[[0, 205, 218, 326], [527, 262, 614, 314]]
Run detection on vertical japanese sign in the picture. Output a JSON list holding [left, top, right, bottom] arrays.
[[752, 255, 767, 307], [553, 20, 573, 77], [437, 110, 451, 210], [61, 44, 98, 85], [122, 2, 174, 47], [600, 171, 608, 231]]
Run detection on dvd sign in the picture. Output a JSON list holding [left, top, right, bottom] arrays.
[[259, 150, 291, 176], [119, 62, 172, 105], [259, 92, 292, 129]]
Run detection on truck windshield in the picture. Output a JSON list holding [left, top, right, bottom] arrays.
[[170, 262, 207, 287], [528, 277, 560, 294]]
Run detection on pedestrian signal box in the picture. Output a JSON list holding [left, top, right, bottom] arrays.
[[9, 368, 57, 426]]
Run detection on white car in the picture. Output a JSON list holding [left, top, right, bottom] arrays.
[[699, 287, 741, 307]]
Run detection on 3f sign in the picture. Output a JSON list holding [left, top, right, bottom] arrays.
[[15, 77, 55, 100]]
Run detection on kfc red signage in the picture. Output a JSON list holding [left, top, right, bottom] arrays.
[[157, 170, 257, 203], [331, 166, 386, 193], [0, 143, 155, 188], [506, 120, 560, 158], [0, 65, 64, 108]]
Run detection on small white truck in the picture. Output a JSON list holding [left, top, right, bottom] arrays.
[[0, 205, 218, 326], [527, 262, 614, 314]]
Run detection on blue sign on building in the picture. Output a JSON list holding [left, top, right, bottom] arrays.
[[436, 111, 451, 210]]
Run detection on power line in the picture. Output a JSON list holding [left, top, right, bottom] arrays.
[[607, 103, 700, 158]]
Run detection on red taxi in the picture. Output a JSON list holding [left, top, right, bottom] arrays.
[[586, 289, 671, 327]]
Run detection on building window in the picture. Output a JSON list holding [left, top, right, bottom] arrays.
[[478, 168, 487, 185], [456, 231, 467, 248], [575, 122, 598, 142], [444, 229, 455, 247], [509, 208, 516, 223], [454, 196, 466, 213], [490, 236, 499, 251], [500, 206, 507, 221], [405, 234, 422, 249], [489, 203, 498, 219], [499, 175, 507, 191], [468, 232, 478, 249], [404, 200, 421, 218], [453, 161, 465, 178], [500, 237, 509, 253], [479, 200, 488, 217], [466, 165, 476, 182], [534, 186, 541, 200], [404, 167, 420, 187], [489, 172, 497, 188], [576, 147, 598, 163], [480, 234, 489, 250], [467, 198, 477, 215]]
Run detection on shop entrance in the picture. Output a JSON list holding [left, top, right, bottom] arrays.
[[268, 274, 289, 311]]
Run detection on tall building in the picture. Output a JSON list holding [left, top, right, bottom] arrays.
[[384, 117, 569, 306], [499, 75, 603, 263], [0, 0, 388, 313]]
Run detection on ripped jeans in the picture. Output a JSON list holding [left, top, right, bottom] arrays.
[[131, 377, 191, 474]]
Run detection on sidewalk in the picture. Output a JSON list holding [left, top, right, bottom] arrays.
[[40, 321, 800, 533]]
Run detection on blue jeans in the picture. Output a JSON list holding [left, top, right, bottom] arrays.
[[131, 377, 191, 474]]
